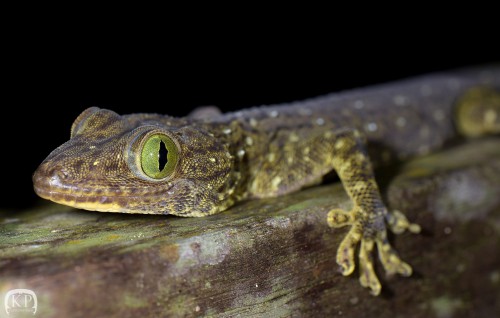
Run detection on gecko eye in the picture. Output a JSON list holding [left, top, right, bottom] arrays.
[[140, 134, 179, 179]]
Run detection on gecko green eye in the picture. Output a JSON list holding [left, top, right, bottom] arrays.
[[141, 134, 179, 179]]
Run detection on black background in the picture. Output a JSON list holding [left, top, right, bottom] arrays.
[[2, 26, 498, 210]]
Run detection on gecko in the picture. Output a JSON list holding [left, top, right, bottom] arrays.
[[33, 66, 500, 295]]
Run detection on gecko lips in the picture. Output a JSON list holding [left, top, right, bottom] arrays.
[[32, 162, 127, 213]]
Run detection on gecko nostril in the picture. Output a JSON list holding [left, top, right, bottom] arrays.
[[56, 168, 69, 180], [33, 163, 70, 189]]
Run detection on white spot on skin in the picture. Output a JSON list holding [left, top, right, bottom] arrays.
[[420, 84, 432, 96], [393, 95, 409, 106], [93, 161, 99, 166], [272, 176, 282, 188], [222, 128, 232, 134], [209, 157, 216, 163], [245, 137, 253, 146], [89, 145, 96, 149], [267, 153, 275, 162], [354, 181, 366, 190], [447, 79, 461, 90], [269, 110, 279, 118], [299, 108, 312, 116], [418, 145, 430, 155], [356, 153, 367, 162], [249, 118, 258, 127], [339, 161, 351, 172], [315, 118, 325, 125], [365, 122, 378, 132], [420, 126, 430, 138], [396, 116, 407, 127], [341, 109, 351, 116], [289, 133, 299, 142], [335, 140, 345, 149], [433, 110, 445, 122], [237, 149, 245, 157], [354, 100, 365, 109], [485, 109, 497, 126]]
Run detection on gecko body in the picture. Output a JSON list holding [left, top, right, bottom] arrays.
[[33, 66, 500, 295]]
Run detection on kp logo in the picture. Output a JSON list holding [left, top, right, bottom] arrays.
[[4, 289, 37, 316]]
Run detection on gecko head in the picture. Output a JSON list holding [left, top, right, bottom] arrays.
[[33, 107, 233, 215]]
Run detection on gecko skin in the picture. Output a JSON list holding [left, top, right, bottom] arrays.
[[33, 66, 500, 295]]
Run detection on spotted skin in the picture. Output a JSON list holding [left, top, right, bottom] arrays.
[[33, 66, 500, 295]]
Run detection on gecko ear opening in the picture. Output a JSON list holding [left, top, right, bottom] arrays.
[[70, 107, 102, 138]]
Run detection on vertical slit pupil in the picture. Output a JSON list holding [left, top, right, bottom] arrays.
[[158, 140, 168, 171]]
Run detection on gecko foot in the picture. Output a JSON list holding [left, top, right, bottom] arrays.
[[327, 207, 418, 296]]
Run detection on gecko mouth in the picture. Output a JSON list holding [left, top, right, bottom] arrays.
[[32, 164, 174, 214], [33, 182, 130, 213]]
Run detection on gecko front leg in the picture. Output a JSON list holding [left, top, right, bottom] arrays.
[[248, 126, 420, 295], [327, 129, 420, 295]]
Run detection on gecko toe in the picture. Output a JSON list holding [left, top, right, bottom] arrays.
[[376, 232, 413, 277], [386, 210, 421, 234], [336, 226, 360, 276], [328, 208, 353, 228], [358, 238, 382, 295]]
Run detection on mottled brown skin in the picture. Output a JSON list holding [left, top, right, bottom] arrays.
[[33, 66, 500, 295]]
